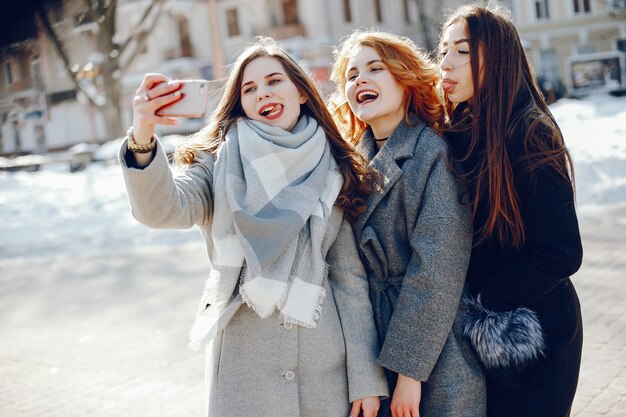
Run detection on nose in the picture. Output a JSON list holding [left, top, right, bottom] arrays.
[[440, 54, 452, 72], [256, 89, 271, 101], [355, 74, 368, 86]]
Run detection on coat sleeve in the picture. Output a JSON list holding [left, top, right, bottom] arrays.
[[326, 217, 390, 402], [377, 155, 473, 382], [118, 137, 214, 229], [479, 166, 583, 312]]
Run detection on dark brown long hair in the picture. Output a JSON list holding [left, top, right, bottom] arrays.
[[175, 37, 375, 222], [329, 30, 445, 145], [440, 4, 575, 249]]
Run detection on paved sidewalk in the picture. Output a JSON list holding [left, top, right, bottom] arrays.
[[572, 207, 626, 417], [0, 207, 624, 417]]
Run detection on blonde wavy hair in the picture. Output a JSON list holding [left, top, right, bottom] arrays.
[[329, 30, 445, 145], [174, 37, 376, 222]]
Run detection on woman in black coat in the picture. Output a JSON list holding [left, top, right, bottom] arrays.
[[439, 5, 583, 417]]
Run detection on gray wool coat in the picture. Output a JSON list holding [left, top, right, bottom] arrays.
[[118, 138, 389, 417], [353, 119, 486, 417]]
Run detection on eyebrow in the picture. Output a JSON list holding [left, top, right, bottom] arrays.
[[442, 38, 469, 47], [346, 59, 383, 74], [241, 72, 283, 89]]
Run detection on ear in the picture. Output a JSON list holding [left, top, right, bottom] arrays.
[[299, 91, 307, 104]]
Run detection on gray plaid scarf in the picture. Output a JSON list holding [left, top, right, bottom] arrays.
[[189, 115, 342, 349]]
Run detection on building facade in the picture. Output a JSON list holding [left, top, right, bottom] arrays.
[[2, 0, 623, 155], [503, 0, 626, 96]]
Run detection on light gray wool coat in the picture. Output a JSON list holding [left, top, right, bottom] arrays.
[[353, 119, 487, 417], [118, 138, 389, 417]]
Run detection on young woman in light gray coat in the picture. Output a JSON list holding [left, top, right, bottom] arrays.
[[118, 38, 388, 417], [330, 31, 486, 417]]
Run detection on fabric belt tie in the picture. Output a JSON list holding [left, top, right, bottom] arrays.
[[369, 276, 403, 293]]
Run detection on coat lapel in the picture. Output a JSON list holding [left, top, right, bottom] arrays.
[[354, 119, 427, 233]]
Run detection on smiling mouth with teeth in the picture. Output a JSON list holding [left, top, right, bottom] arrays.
[[260, 104, 283, 117], [357, 90, 379, 104]]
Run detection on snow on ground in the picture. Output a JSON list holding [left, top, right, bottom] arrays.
[[0, 94, 624, 264]]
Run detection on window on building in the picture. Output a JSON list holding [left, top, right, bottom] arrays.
[[283, 0, 299, 25], [31, 58, 42, 83], [374, 0, 382, 22], [612, 0, 626, 10], [226, 8, 240, 37], [4, 62, 13, 85], [403, 0, 411, 24], [49, 89, 78, 105], [12, 120, 21, 153], [573, 0, 591, 14], [343, 0, 352, 22], [535, 0, 550, 20], [177, 17, 193, 57], [617, 39, 626, 53]]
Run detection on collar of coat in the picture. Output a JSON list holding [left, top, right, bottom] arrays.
[[354, 115, 428, 230]]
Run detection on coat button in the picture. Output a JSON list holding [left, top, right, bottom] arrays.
[[283, 322, 294, 330], [284, 370, 295, 380]]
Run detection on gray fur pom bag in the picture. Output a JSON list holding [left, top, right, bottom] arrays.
[[462, 294, 546, 369]]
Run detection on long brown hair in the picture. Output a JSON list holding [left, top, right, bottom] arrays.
[[329, 30, 445, 145], [175, 37, 374, 222], [440, 4, 575, 249]]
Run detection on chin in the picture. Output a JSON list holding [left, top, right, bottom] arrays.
[[354, 110, 375, 125]]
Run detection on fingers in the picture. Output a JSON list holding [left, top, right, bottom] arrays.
[[146, 80, 181, 101], [133, 90, 182, 125], [352, 398, 380, 417], [350, 400, 361, 417], [136, 73, 171, 95], [390, 404, 419, 417]]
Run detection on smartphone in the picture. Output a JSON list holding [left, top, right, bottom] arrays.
[[157, 79, 210, 118]]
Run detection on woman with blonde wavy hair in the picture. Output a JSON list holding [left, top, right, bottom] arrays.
[[329, 30, 486, 417], [118, 37, 388, 417]]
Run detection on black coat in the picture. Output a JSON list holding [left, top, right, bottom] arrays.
[[448, 129, 584, 417]]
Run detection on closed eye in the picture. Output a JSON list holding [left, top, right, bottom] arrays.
[[346, 72, 358, 81]]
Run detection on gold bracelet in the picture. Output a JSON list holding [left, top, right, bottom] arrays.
[[126, 127, 156, 154]]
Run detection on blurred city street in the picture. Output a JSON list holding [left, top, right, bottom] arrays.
[[0, 244, 209, 417], [0, 205, 624, 417]]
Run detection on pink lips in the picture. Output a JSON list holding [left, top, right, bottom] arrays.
[[441, 79, 457, 93], [258, 103, 284, 120]]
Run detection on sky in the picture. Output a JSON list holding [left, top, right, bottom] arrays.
[[0, 93, 625, 265]]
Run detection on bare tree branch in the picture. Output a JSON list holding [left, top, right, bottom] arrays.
[[119, 1, 165, 74], [35, 3, 102, 108], [104, 0, 117, 38], [118, 0, 164, 57], [414, 0, 442, 55]]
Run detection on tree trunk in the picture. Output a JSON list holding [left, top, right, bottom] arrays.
[[414, 0, 442, 56], [36, 0, 165, 141], [96, 0, 124, 139]]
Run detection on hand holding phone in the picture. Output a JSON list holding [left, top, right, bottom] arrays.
[[156, 80, 210, 118]]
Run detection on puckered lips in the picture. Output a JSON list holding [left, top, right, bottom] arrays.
[[258, 103, 284, 120], [441, 78, 457, 93], [356, 89, 379, 104]]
